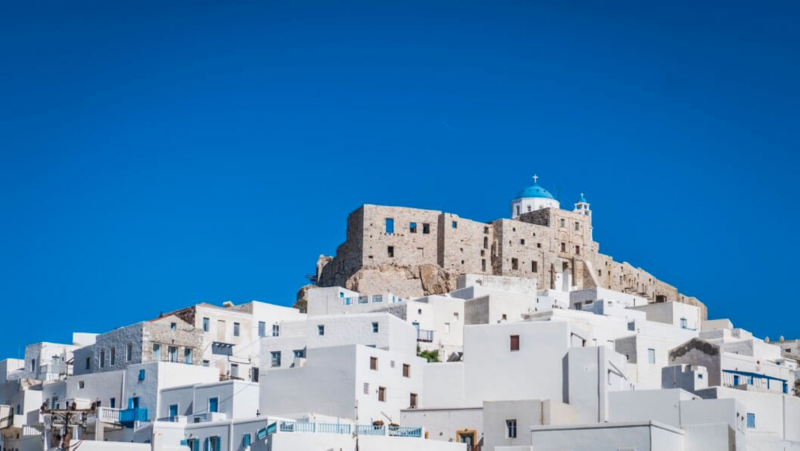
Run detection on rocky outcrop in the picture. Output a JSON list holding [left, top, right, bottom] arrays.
[[294, 284, 314, 313], [337, 263, 460, 299]]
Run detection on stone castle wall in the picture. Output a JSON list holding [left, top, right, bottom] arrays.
[[315, 203, 706, 318]]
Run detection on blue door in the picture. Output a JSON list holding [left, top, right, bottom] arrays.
[[733, 375, 740, 386], [128, 397, 139, 409], [169, 405, 178, 421]]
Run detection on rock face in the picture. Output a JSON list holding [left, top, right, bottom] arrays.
[[334, 263, 459, 300], [293, 284, 314, 313]]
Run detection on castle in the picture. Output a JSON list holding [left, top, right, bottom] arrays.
[[314, 176, 706, 317]]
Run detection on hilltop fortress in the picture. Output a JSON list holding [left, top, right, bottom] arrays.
[[312, 176, 706, 317]]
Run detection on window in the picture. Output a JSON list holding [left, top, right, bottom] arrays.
[[560, 218, 565, 227], [575, 245, 580, 255], [272, 324, 280, 337], [680, 318, 688, 329], [444, 322, 451, 333], [85, 357, 91, 370], [423, 223, 430, 234], [79, 381, 85, 389], [510, 335, 520, 351], [185, 348, 192, 364], [452, 221, 457, 229], [358, 295, 369, 304], [378, 387, 386, 402], [110, 347, 116, 366], [370, 357, 378, 370], [363, 383, 370, 394], [537, 243, 541, 248], [110, 398, 115, 408], [126, 343, 133, 362], [560, 242, 566, 252], [203, 360, 210, 367], [385, 218, 394, 234], [506, 419, 517, 438], [100, 350, 105, 368], [409, 222, 417, 233], [482, 259, 486, 271], [271, 351, 282, 368], [516, 205, 520, 216], [520, 239, 525, 245], [747, 413, 755, 428], [153, 344, 161, 361], [574, 222, 580, 231], [648, 348, 656, 364], [483, 236, 488, 249], [532, 261, 538, 273], [168, 346, 178, 362], [698, 373, 704, 379], [511, 258, 519, 270], [202, 317, 210, 332], [209, 397, 219, 413], [251, 367, 259, 382], [138, 369, 146, 381], [30, 358, 36, 372], [388, 246, 394, 257], [230, 363, 239, 378], [454, 312, 459, 320], [403, 364, 410, 378], [258, 321, 266, 337], [242, 434, 251, 447], [233, 322, 240, 337], [169, 404, 178, 421], [372, 322, 379, 333], [410, 393, 418, 408], [318, 325, 325, 336], [170, 322, 177, 331]]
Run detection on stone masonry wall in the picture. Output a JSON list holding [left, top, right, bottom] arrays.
[[314, 203, 706, 318]]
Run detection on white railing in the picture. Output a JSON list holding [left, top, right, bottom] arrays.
[[96, 407, 121, 423]]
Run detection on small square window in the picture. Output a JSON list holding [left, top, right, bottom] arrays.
[[378, 386, 386, 402], [170, 322, 177, 331], [388, 246, 394, 257], [138, 369, 146, 381], [423, 223, 430, 234], [452, 221, 457, 229], [385, 218, 394, 234], [79, 381, 85, 389], [372, 322, 379, 333], [510, 335, 520, 351], [648, 348, 656, 364], [370, 357, 378, 371], [409, 222, 417, 233], [318, 325, 325, 336], [403, 364, 410, 378]]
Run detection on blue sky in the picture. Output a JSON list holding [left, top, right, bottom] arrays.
[[1, 2, 798, 358]]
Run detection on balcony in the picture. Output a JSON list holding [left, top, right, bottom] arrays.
[[722, 370, 789, 394], [275, 421, 423, 438], [416, 329, 434, 343], [119, 408, 148, 425]]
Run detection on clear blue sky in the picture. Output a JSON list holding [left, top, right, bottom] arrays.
[[1, 2, 798, 358]]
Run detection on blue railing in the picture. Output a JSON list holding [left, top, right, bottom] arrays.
[[119, 408, 148, 424], [317, 423, 351, 434], [355, 425, 385, 436], [722, 369, 789, 393], [388, 426, 422, 437], [279, 421, 315, 433]]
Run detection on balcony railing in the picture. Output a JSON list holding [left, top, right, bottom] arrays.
[[388, 426, 422, 437], [416, 329, 434, 343], [279, 421, 315, 433], [722, 369, 789, 393], [96, 407, 121, 423], [317, 423, 351, 434], [355, 425, 385, 436], [119, 408, 148, 425]]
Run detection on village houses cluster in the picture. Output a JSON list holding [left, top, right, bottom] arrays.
[[1, 177, 798, 451]]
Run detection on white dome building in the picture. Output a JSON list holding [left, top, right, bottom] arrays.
[[510, 176, 560, 218]]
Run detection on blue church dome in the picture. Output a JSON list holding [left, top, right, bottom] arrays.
[[577, 192, 588, 203], [515, 183, 555, 200]]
